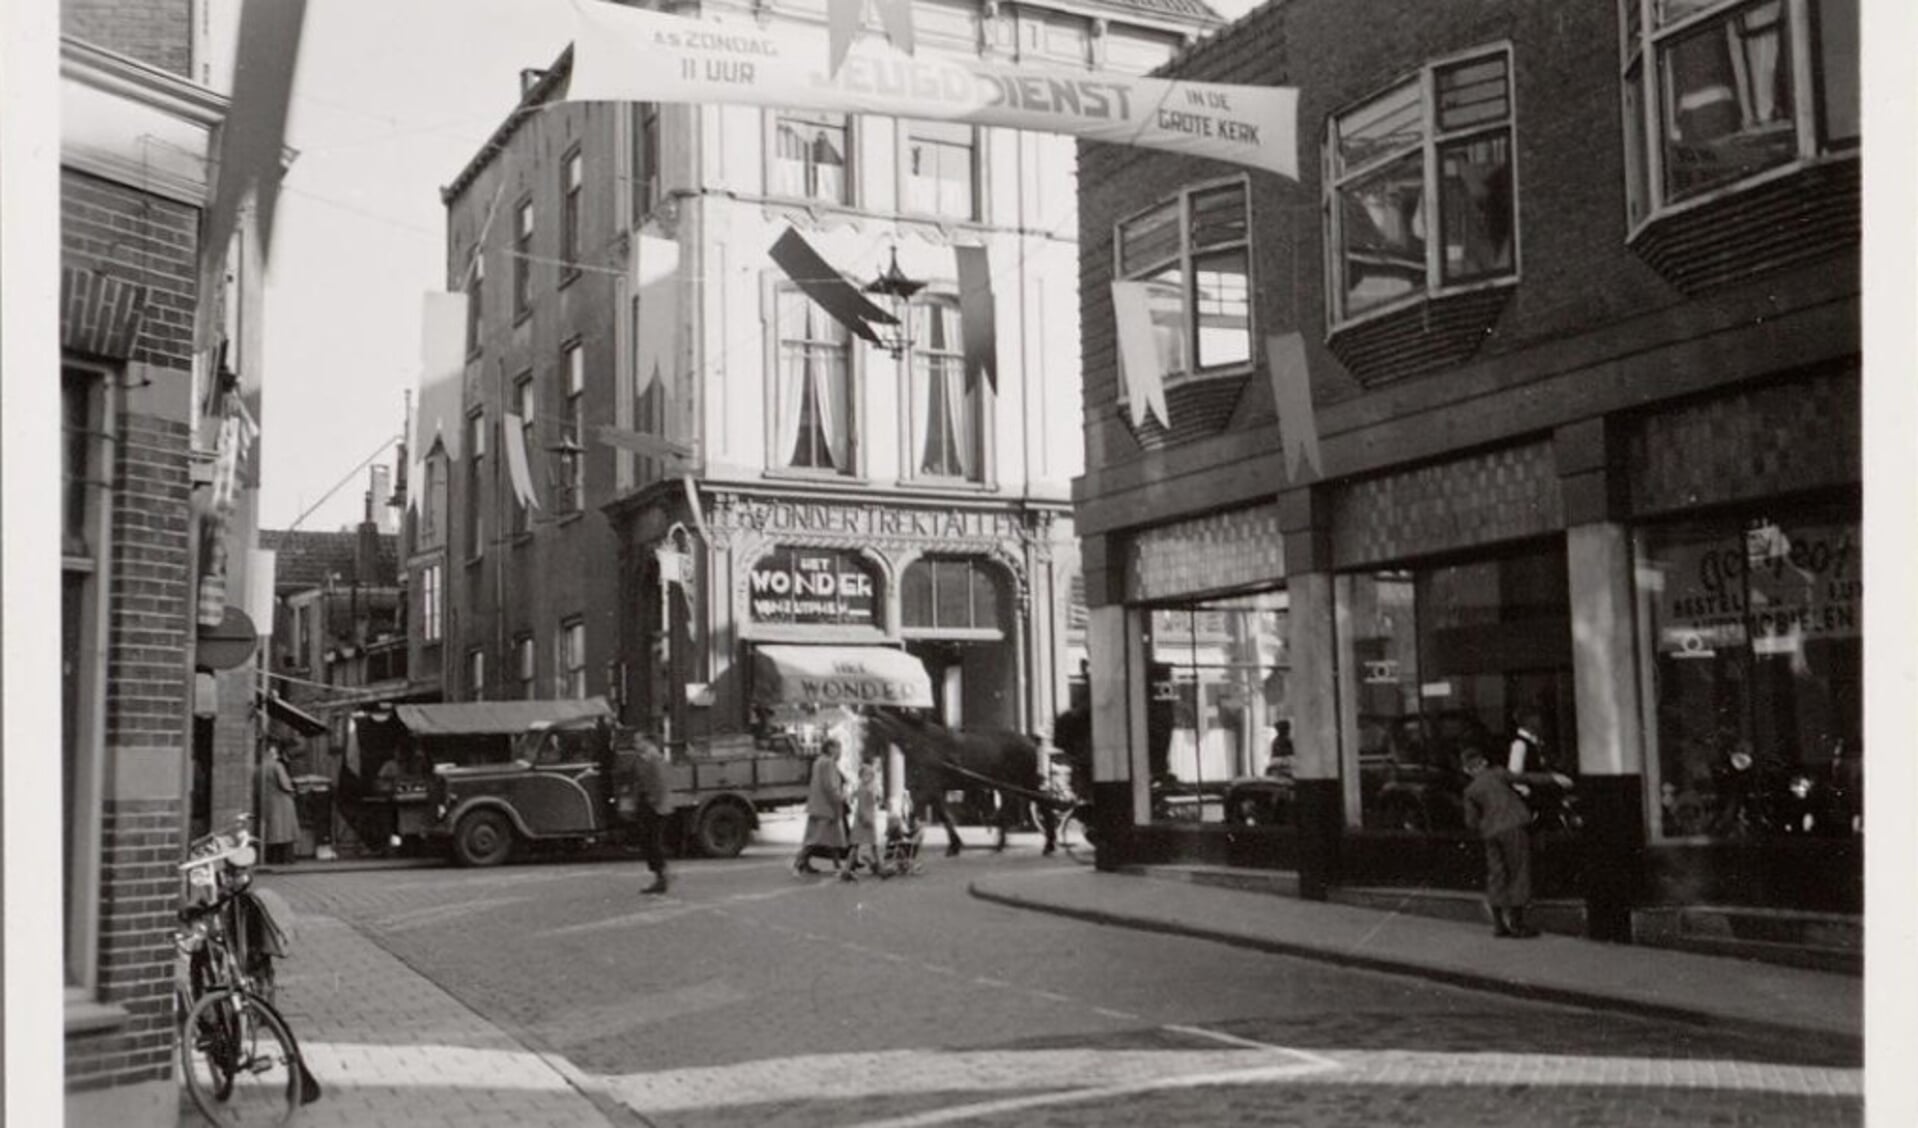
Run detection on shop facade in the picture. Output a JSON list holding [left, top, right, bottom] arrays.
[[1073, 0, 1861, 947]]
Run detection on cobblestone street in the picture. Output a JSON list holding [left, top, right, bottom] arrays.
[[249, 825, 1862, 1128]]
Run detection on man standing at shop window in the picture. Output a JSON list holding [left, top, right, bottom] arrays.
[[1461, 747, 1573, 939]]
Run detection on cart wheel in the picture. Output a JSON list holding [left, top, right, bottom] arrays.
[[453, 810, 515, 867], [693, 802, 752, 859]]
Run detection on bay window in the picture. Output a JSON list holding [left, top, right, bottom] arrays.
[[1326, 45, 1517, 324], [1620, 0, 1858, 228], [1114, 178, 1252, 381]]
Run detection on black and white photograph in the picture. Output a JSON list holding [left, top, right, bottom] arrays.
[[3, 0, 1911, 1124]]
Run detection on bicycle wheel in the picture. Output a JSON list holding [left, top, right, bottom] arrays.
[[1058, 804, 1097, 866], [181, 989, 301, 1126]]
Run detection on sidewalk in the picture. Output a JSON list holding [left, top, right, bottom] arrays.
[[180, 914, 622, 1128], [969, 866, 1862, 1050]]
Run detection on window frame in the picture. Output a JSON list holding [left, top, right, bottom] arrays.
[[902, 293, 991, 486], [516, 633, 537, 699], [466, 250, 485, 357], [512, 372, 536, 535], [1617, 0, 1857, 237], [769, 110, 854, 206], [1112, 173, 1257, 392], [62, 364, 114, 1003], [420, 563, 442, 642], [901, 118, 981, 222], [466, 409, 487, 562], [767, 282, 859, 479], [559, 342, 585, 513], [559, 618, 587, 699], [560, 147, 583, 287], [513, 197, 534, 321], [632, 102, 661, 222], [1322, 42, 1521, 330]]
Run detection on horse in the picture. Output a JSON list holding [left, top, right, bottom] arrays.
[[871, 712, 1060, 856]]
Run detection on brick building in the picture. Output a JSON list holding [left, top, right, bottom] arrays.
[[58, 1, 270, 1121], [427, 0, 1225, 778], [1074, 0, 1859, 961]]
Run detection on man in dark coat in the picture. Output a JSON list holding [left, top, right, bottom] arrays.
[[1461, 747, 1573, 938], [634, 737, 674, 895]]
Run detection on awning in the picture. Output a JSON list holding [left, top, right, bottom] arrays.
[[752, 645, 933, 709], [391, 697, 614, 737], [265, 693, 327, 737]]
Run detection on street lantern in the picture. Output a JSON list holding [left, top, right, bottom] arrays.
[[863, 246, 925, 358]]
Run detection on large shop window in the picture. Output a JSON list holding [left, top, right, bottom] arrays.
[[773, 287, 854, 474], [1115, 178, 1253, 382], [1337, 543, 1574, 833], [1325, 46, 1517, 324], [1620, 0, 1858, 227], [1141, 589, 1290, 824], [1635, 511, 1861, 840]]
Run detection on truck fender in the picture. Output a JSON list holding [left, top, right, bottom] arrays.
[[441, 796, 538, 841]]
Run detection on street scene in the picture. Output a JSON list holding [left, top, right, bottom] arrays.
[[18, 0, 1906, 1124], [227, 821, 1860, 1128]]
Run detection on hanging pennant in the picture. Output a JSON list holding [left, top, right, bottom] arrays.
[[1266, 332, 1322, 481], [768, 228, 898, 345], [1110, 281, 1169, 430], [194, 0, 308, 351], [503, 413, 542, 510], [564, 0, 1299, 179], [634, 233, 681, 399], [954, 245, 997, 393], [828, 0, 915, 77]]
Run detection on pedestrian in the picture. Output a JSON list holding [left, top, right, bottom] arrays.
[[260, 742, 300, 866], [792, 740, 848, 877], [840, 760, 881, 882], [1507, 709, 1546, 773], [1460, 747, 1573, 939], [634, 737, 674, 895]]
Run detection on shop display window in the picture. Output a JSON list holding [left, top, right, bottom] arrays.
[[1634, 511, 1861, 841], [1140, 589, 1290, 825], [1337, 542, 1574, 833]]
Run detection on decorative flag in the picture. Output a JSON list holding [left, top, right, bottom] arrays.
[[1266, 331, 1322, 481], [768, 228, 898, 345], [829, 0, 915, 76], [634, 233, 681, 399], [1110, 281, 1169, 430], [194, 0, 307, 351], [503, 412, 541, 510], [954, 245, 996, 393], [596, 425, 695, 462], [564, 0, 1299, 180]]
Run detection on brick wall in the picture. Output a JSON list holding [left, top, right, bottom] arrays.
[[67, 801, 183, 1092], [62, 0, 193, 78], [61, 170, 201, 371]]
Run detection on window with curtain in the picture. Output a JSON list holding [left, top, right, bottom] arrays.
[[1620, 0, 1856, 224], [905, 119, 977, 219], [558, 343, 585, 512], [559, 619, 587, 698], [1326, 46, 1517, 324], [908, 297, 982, 481], [774, 288, 853, 474], [1115, 178, 1252, 381], [513, 373, 535, 534], [772, 111, 850, 203]]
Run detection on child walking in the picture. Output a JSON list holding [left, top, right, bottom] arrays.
[[841, 761, 882, 882]]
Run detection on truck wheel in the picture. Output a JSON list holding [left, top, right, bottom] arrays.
[[454, 810, 515, 867], [693, 802, 752, 858]]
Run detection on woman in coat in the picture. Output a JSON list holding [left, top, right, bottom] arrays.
[[261, 743, 300, 865], [791, 741, 848, 877]]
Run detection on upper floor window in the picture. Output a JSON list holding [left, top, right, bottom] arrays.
[[558, 618, 586, 699], [773, 288, 853, 474], [1325, 47, 1517, 324], [905, 119, 978, 220], [466, 410, 486, 560], [469, 647, 487, 700], [513, 373, 536, 533], [908, 298, 984, 482], [467, 252, 485, 355], [561, 149, 583, 283], [633, 103, 660, 221], [1116, 179, 1253, 377], [420, 563, 442, 642], [513, 199, 534, 318], [516, 633, 536, 698], [558, 343, 585, 512], [420, 454, 446, 549], [1621, 0, 1857, 227], [773, 111, 849, 204]]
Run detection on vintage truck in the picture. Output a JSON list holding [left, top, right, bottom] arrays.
[[364, 699, 813, 866]]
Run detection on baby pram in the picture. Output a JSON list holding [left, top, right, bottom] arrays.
[[877, 801, 926, 877]]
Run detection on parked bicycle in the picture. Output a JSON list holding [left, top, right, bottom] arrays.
[[175, 816, 320, 1126]]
